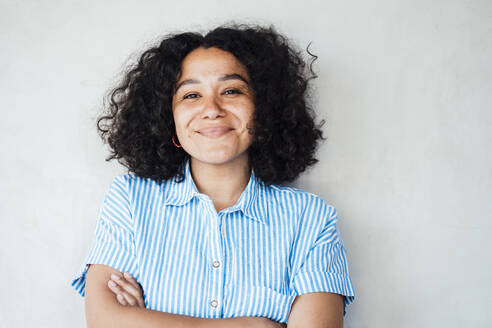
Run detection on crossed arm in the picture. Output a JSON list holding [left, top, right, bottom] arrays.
[[85, 264, 344, 328]]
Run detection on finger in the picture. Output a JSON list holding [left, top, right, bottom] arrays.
[[111, 274, 145, 308], [111, 273, 139, 296], [123, 272, 141, 290], [123, 272, 145, 307], [108, 279, 138, 307], [122, 291, 137, 306], [109, 280, 143, 308], [116, 293, 128, 306], [108, 280, 130, 305], [107, 279, 123, 295]]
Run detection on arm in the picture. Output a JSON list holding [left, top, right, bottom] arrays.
[[85, 264, 284, 328], [286, 292, 344, 328], [287, 198, 355, 327]]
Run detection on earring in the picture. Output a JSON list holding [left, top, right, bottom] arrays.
[[172, 135, 182, 148]]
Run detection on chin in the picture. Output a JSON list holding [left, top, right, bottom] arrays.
[[190, 149, 247, 166], [194, 155, 237, 165]]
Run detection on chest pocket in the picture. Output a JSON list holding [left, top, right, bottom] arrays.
[[222, 284, 295, 324]]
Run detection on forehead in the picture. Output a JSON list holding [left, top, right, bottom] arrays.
[[178, 47, 249, 80]]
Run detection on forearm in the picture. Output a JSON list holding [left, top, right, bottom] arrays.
[[87, 304, 248, 328], [85, 265, 279, 328], [85, 265, 248, 328]]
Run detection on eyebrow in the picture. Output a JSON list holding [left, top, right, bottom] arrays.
[[174, 73, 250, 94]]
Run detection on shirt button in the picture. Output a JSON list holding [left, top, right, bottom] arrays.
[[212, 260, 221, 268], [210, 299, 218, 308]]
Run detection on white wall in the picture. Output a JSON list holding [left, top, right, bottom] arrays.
[[1, 0, 490, 327]]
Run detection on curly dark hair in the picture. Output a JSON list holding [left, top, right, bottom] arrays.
[[97, 23, 326, 185]]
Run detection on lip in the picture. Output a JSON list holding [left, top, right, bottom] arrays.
[[196, 126, 234, 138]]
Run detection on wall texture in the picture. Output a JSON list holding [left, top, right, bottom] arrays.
[[0, 0, 490, 327]]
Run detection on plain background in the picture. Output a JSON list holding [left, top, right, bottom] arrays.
[[1, 0, 491, 327]]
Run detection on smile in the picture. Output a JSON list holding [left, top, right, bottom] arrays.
[[197, 127, 234, 138]]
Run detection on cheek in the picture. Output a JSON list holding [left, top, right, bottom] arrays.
[[231, 99, 255, 120], [245, 100, 255, 119], [172, 109, 193, 132], [243, 107, 256, 130]]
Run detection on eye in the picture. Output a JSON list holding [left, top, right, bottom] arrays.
[[183, 92, 200, 99], [223, 88, 242, 95]]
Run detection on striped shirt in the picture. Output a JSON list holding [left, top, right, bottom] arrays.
[[72, 158, 355, 323]]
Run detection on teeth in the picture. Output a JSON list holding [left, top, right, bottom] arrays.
[[199, 128, 231, 137]]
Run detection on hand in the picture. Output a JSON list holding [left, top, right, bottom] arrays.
[[107, 272, 145, 308]]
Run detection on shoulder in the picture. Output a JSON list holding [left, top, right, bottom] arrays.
[[111, 172, 164, 187], [260, 182, 337, 221], [265, 183, 335, 208], [101, 173, 172, 226], [108, 172, 171, 199]]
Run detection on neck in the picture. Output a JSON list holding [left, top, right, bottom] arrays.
[[190, 154, 251, 212]]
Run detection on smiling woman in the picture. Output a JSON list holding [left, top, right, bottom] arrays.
[[72, 23, 355, 328]]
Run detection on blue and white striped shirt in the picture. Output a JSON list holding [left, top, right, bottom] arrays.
[[72, 158, 355, 323]]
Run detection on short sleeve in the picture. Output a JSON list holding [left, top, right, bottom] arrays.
[[290, 196, 355, 316], [71, 175, 139, 297]]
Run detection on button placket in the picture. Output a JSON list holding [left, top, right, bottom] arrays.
[[204, 199, 224, 314]]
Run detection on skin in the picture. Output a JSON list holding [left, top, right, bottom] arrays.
[[172, 47, 256, 213], [86, 47, 344, 328]]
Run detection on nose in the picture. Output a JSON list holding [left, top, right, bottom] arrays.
[[200, 95, 225, 119]]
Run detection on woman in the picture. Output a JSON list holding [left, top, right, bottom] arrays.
[[72, 24, 355, 327]]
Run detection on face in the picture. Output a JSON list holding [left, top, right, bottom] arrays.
[[172, 47, 255, 166]]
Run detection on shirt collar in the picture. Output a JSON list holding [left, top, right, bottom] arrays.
[[163, 158, 269, 225]]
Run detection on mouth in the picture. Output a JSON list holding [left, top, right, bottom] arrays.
[[196, 127, 234, 138]]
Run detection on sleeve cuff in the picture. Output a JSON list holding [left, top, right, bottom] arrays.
[[71, 241, 139, 298], [292, 270, 355, 316]]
